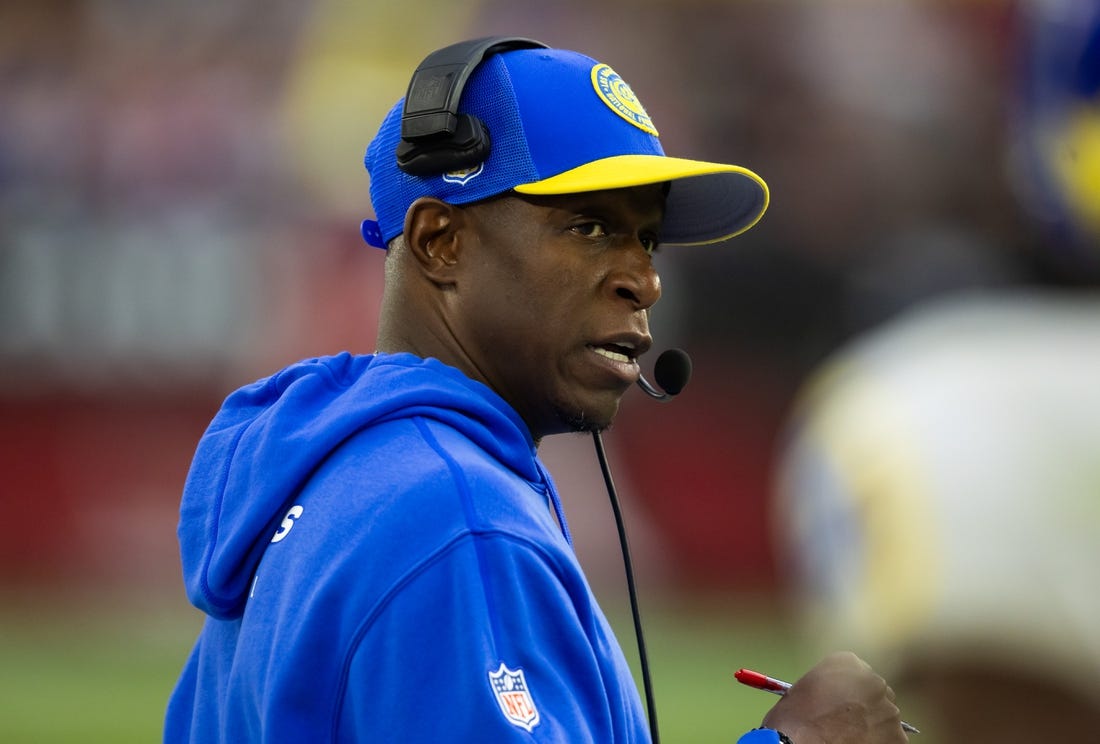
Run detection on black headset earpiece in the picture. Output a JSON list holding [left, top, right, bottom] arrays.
[[396, 36, 548, 177]]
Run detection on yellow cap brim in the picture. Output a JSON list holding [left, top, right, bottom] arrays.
[[513, 154, 770, 245]]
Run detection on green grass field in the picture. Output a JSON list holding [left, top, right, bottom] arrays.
[[0, 592, 808, 742]]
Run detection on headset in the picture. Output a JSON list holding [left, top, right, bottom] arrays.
[[396, 36, 549, 176]]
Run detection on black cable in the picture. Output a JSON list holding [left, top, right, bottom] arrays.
[[592, 430, 660, 744]]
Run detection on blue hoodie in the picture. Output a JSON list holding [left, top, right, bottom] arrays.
[[164, 352, 650, 742]]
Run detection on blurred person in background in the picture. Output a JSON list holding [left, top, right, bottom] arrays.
[[774, 1, 1100, 741]]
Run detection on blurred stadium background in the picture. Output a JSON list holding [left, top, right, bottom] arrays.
[[1, 0, 1093, 741]]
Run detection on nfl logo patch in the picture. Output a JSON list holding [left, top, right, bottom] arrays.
[[442, 162, 484, 185], [488, 662, 540, 731]]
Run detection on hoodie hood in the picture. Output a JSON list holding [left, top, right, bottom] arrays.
[[178, 352, 539, 620]]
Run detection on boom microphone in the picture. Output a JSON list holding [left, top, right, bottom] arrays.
[[596, 346, 692, 743], [636, 348, 692, 401]]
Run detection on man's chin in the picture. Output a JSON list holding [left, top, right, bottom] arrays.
[[557, 399, 620, 435], [563, 414, 610, 435]]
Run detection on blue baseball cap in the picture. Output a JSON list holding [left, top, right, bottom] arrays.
[[362, 45, 769, 248]]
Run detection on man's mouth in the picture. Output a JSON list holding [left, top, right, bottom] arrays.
[[589, 343, 637, 365]]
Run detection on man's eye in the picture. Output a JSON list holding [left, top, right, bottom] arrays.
[[571, 222, 608, 239], [641, 235, 661, 256]]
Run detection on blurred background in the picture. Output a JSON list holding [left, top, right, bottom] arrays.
[[1, 0, 1097, 741]]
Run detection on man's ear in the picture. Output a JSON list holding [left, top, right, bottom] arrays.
[[404, 197, 464, 283]]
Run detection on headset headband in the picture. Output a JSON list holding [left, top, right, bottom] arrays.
[[396, 36, 549, 176]]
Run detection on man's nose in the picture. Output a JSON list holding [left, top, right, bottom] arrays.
[[607, 243, 661, 310]]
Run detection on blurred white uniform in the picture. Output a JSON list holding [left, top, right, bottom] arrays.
[[775, 290, 1100, 705]]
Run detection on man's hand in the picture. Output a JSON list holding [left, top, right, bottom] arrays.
[[760, 651, 908, 743]]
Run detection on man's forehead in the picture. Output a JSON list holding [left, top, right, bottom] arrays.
[[509, 184, 669, 218]]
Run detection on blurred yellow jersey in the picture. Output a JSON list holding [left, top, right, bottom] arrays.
[[775, 291, 1100, 703]]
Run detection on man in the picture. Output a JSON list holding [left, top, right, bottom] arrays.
[[165, 38, 907, 742]]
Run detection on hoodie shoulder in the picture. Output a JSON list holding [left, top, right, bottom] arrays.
[[177, 353, 537, 620]]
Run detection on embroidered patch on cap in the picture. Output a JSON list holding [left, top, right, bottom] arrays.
[[488, 663, 540, 731], [591, 63, 658, 135], [442, 163, 484, 186]]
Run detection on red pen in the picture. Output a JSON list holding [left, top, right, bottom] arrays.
[[734, 668, 920, 735]]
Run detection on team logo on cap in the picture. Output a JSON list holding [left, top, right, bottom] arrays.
[[592, 63, 658, 135], [488, 663, 540, 731]]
